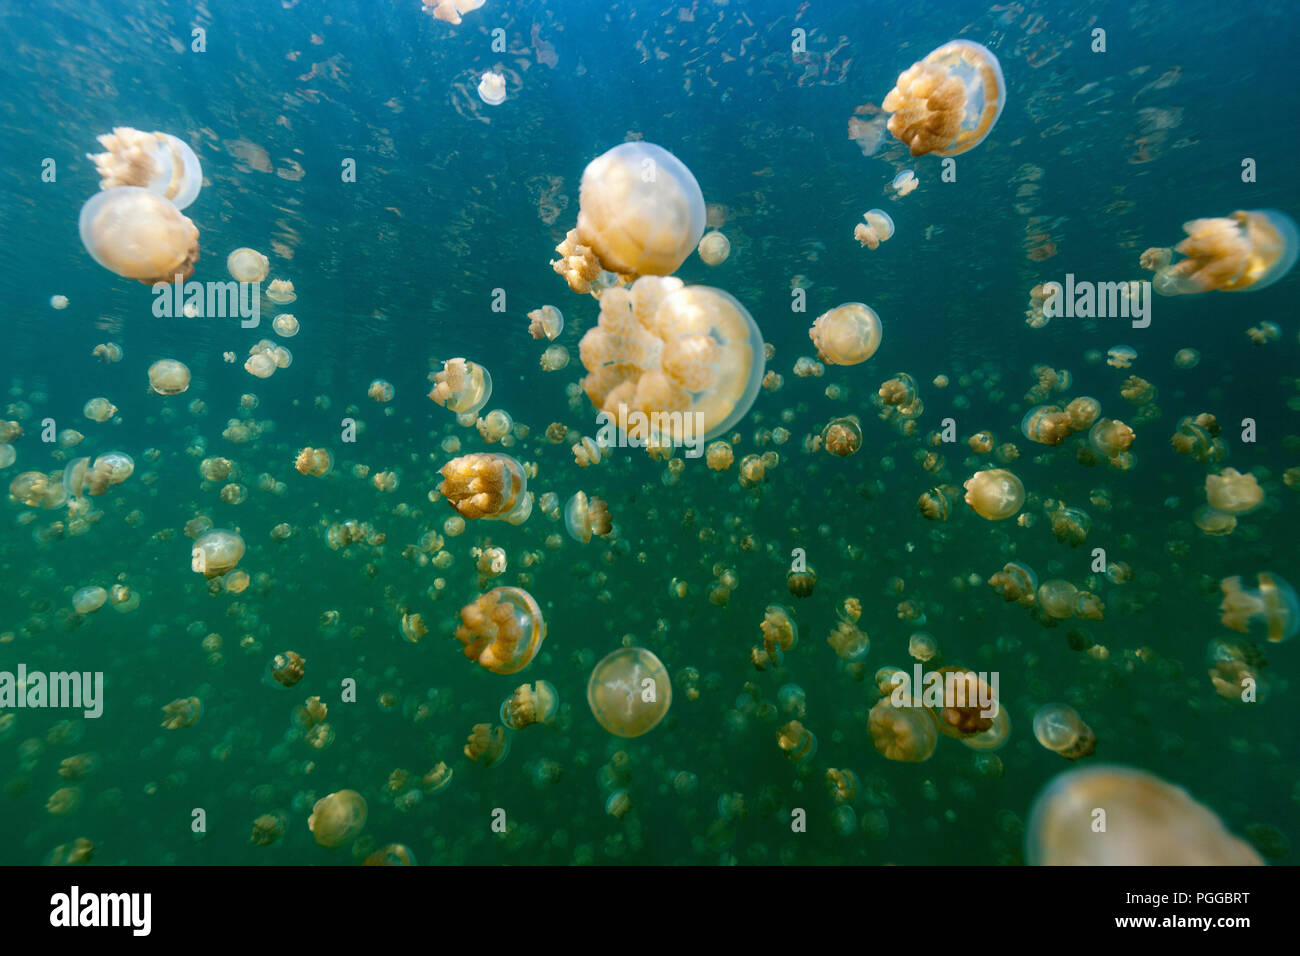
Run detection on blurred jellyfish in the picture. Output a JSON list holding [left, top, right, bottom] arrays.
[[527, 305, 565, 341], [1144, 210, 1298, 295], [148, 359, 191, 396], [1026, 765, 1262, 865], [308, 790, 367, 848], [1205, 467, 1264, 515], [160, 696, 202, 730], [1032, 704, 1097, 759], [429, 358, 493, 416], [540, 344, 570, 371], [883, 40, 1006, 156], [868, 697, 937, 762], [551, 142, 704, 292], [477, 71, 507, 105], [587, 647, 672, 738], [72, 586, 108, 615], [564, 491, 612, 543], [777, 720, 818, 764], [295, 447, 333, 477], [853, 209, 895, 250], [438, 453, 531, 523], [88, 127, 203, 208], [908, 631, 937, 662], [191, 529, 245, 578], [454, 587, 546, 674], [963, 468, 1024, 521], [1173, 347, 1200, 369], [423, 0, 485, 26], [1106, 346, 1137, 369], [79, 188, 199, 283], [890, 169, 918, 197], [50, 295, 69, 309], [809, 303, 882, 366], [368, 379, 395, 403], [227, 248, 269, 283], [698, 231, 731, 266], [1219, 572, 1298, 643], [464, 723, 511, 766], [578, 276, 765, 446]]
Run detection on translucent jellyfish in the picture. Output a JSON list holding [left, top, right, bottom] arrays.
[[1032, 704, 1096, 759], [882, 40, 1006, 157], [476, 409, 512, 442], [268, 651, 306, 688], [808, 303, 882, 366], [86, 452, 134, 494], [79, 187, 199, 283], [1173, 347, 1200, 369], [438, 453, 530, 523], [265, 279, 296, 304], [92, 343, 122, 363], [564, 491, 612, 543], [272, 314, 299, 337], [423, 0, 485, 26], [464, 723, 510, 766], [777, 720, 818, 764], [917, 484, 960, 521], [1064, 396, 1101, 431], [368, 379, 394, 403], [72, 586, 108, 615], [821, 416, 862, 457], [527, 305, 565, 340], [477, 71, 507, 106], [1205, 467, 1264, 515], [587, 647, 672, 738], [853, 209, 895, 250], [454, 586, 547, 674], [1106, 345, 1137, 369], [191, 529, 245, 578], [698, 231, 731, 266], [88, 127, 203, 209], [0, 444, 14, 469], [161, 697, 202, 730], [227, 248, 269, 283], [908, 631, 938, 662], [890, 169, 918, 197], [295, 447, 333, 477], [1049, 505, 1091, 547], [551, 142, 705, 291], [51, 294, 70, 309], [1219, 572, 1298, 643], [1026, 765, 1263, 865], [308, 790, 367, 848], [501, 680, 559, 729], [578, 276, 765, 445], [1145, 210, 1298, 295], [963, 468, 1024, 521], [429, 358, 493, 416], [868, 698, 937, 762], [540, 344, 570, 371], [1088, 418, 1135, 458], [1036, 579, 1078, 620], [148, 359, 191, 396], [706, 441, 734, 471], [1020, 406, 1072, 446]]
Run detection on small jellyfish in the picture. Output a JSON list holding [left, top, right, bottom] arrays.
[[265, 279, 296, 304], [454, 587, 547, 674], [540, 344, 570, 371], [438, 453, 531, 523], [787, 567, 817, 599], [295, 447, 333, 477], [268, 651, 306, 688], [883, 40, 1006, 157], [527, 305, 565, 340], [1032, 704, 1097, 759], [191, 529, 245, 578], [868, 697, 937, 762], [88, 127, 203, 208], [1020, 406, 1073, 446], [777, 720, 818, 764], [1173, 347, 1201, 369], [429, 358, 493, 416], [272, 314, 299, 337], [227, 248, 269, 283], [908, 631, 938, 662], [1145, 210, 1298, 295], [160, 696, 202, 730], [587, 647, 672, 738], [422, 0, 485, 24], [698, 231, 731, 266], [963, 468, 1024, 521], [1219, 572, 1298, 643], [564, 491, 612, 543], [1205, 467, 1264, 515], [1049, 505, 1091, 547], [477, 71, 507, 106], [1088, 418, 1135, 458], [308, 790, 367, 848], [368, 379, 395, 403], [72, 586, 108, 615], [1106, 345, 1137, 369], [147, 359, 191, 396], [890, 169, 918, 197], [464, 723, 510, 766], [501, 680, 559, 730], [808, 303, 883, 366], [821, 416, 863, 457], [79, 187, 200, 284], [853, 209, 895, 250], [1026, 765, 1263, 865]]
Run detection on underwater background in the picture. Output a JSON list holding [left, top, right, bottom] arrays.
[[0, 0, 1296, 865]]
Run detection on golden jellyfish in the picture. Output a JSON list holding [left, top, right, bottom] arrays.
[[160, 696, 202, 730], [268, 651, 306, 688], [989, 562, 1038, 605], [882, 40, 1006, 157], [1064, 396, 1101, 431], [295, 447, 333, 477], [86, 451, 133, 494], [759, 604, 798, 665], [777, 720, 818, 764], [1020, 405, 1073, 446], [853, 208, 895, 251], [1173, 347, 1200, 369], [787, 567, 816, 598], [1106, 345, 1137, 369], [563, 491, 612, 543], [1247, 321, 1280, 345], [527, 305, 565, 340], [868, 697, 937, 763], [917, 484, 960, 521], [1036, 579, 1078, 620], [1088, 418, 1135, 458], [821, 416, 862, 457], [191, 529, 245, 578], [422, 0, 485, 25], [272, 313, 299, 337], [0, 444, 14, 470], [438, 452, 531, 523], [501, 680, 559, 730], [578, 276, 765, 444], [476, 409, 512, 442], [429, 358, 493, 416], [1120, 375, 1156, 404], [1026, 765, 1263, 865], [963, 468, 1024, 521], [147, 359, 191, 396], [705, 441, 733, 470], [1032, 704, 1097, 759], [552, 142, 705, 290], [465, 724, 510, 766], [265, 279, 296, 304], [809, 303, 882, 366], [226, 247, 269, 283], [587, 647, 672, 738], [454, 586, 547, 674], [89, 127, 202, 208], [698, 231, 730, 266], [1049, 505, 1091, 547], [908, 631, 938, 662], [540, 344, 570, 371], [368, 379, 394, 403], [308, 790, 367, 849], [92, 343, 122, 363], [72, 586, 108, 615], [1205, 467, 1264, 514], [1146, 210, 1298, 295], [1219, 572, 1299, 643], [79, 187, 199, 284]]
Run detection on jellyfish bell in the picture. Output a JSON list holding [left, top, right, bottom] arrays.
[[1032, 704, 1096, 759], [79, 187, 200, 284], [308, 790, 368, 849], [1205, 467, 1264, 515], [191, 529, 245, 578], [1219, 572, 1299, 643], [563, 490, 612, 543], [477, 70, 507, 105], [88, 127, 203, 209], [72, 586, 108, 615], [698, 231, 731, 266], [1026, 765, 1263, 865], [272, 313, 299, 337], [438, 452, 530, 523], [527, 305, 565, 341], [227, 248, 269, 283], [890, 169, 918, 196], [1149, 210, 1298, 295], [265, 279, 296, 304], [587, 647, 672, 738], [963, 468, 1024, 521], [868, 697, 938, 762], [883, 40, 1006, 157], [821, 416, 863, 457], [148, 359, 191, 396], [429, 358, 493, 416], [455, 586, 547, 674], [808, 303, 882, 366]]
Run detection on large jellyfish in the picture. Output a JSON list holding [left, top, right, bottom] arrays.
[[587, 647, 672, 738], [454, 586, 547, 674], [79, 187, 200, 284], [88, 127, 203, 209], [438, 453, 531, 523], [882, 40, 1006, 157], [578, 276, 765, 449], [1143, 210, 1298, 295], [552, 142, 705, 292], [808, 303, 882, 366]]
